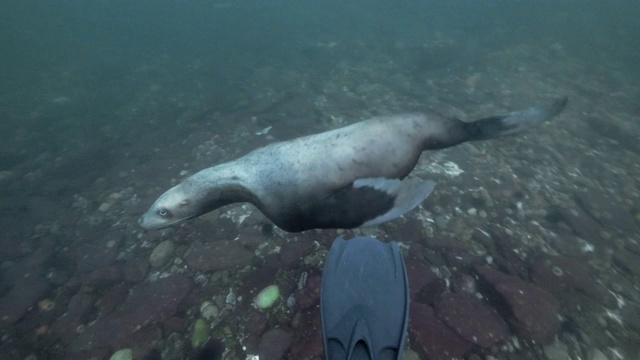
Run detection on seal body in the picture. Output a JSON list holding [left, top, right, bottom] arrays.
[[139, 97, 567, 232]]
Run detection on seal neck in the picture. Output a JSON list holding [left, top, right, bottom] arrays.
[[186, 162, 258, 210]]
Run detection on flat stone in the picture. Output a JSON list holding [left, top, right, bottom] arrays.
[[184, 241, 254, 272], [258, 327, 293, 360], [71, 275, 191, 352], [476, 266, 560, 344], [531, 256, 614, 306], [289, 308, 323, 359], [0, 275, 50, 329], [435, 292, 509, 347], [575, 190, 639, 233], [410, 302, 473, 359], [51, 292, 97, 341], [405, 257, 438, 295], [280, 238, 315, 268], [75, 233, 122, 273], [558, 207, 605, 245]]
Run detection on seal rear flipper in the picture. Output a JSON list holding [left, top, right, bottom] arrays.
[[464, 96, 568, 141], [321, 236, 409, 360]]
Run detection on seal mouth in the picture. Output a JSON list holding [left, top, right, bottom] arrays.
[[138, 214, 194, 230]]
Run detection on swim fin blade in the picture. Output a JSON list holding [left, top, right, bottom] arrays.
[[321, 236, 409, 360]]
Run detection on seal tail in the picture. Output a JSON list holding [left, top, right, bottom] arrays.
[[463, 97, 568, 141]]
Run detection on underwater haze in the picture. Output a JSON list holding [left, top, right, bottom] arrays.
[[1, 1, 639, 359]]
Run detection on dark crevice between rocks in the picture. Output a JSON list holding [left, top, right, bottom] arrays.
[[195, 339, 224, 360], [572, 194, 606, 228], [473, 268, 553, 348]]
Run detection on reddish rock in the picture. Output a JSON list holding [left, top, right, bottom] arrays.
[[184, 241, 254, 272], [280, 238, 315, 268], [46, 268, 70, 286], [409, 302, 473, 360], [97, 283, 131, 314], [162, 316, 184, 335], [290, 308, 323, 359], [405, 257, 438, 295], [52, 292, 97, 342], [531, 256, 614, 306], [294, 275, 321, 310], [0, 275, 50, 329], [445, 248, 481, 269], [75, 234, 122, 273], [476, 266, 560, 344], [85, 265, 122, 285], [435, 292, 510, 347], [71, 275, 191, 353], [2, 238, 53, 286], [258, 327, 293, 360], [122, 258, 149, 283], [245, 310, 268, 336], [575, 190, 639, 232]]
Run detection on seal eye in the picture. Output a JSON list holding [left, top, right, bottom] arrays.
[[157, 208, 171, 217], [179, 199, 190, 206]]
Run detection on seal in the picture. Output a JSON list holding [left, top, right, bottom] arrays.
[[139, 97, 567, 232]]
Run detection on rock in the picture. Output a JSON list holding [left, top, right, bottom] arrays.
[[289, 308, 323, 360], [254, 285, 280, 309], [51, 292, 97, 342], [46, 268, 69, 286], [1, 238, 53, 286], [245, 310, 268, 336], [280, 238, 315, 268], [75, 233, 122, 273], [85, 265, 122, 285], [162, 316, 184, 336], [574, 190, 640, 233], [191, 318, 209, 348], [409, 302, 473, 359], [149, 240, 175, 268], [71, 275, 191, 353], [122, 258, 149, 283], [435, 292, 510, 347], [258, 327, 293, 360], [293, 275, 321, 310], [405, 257, 438, 295], [0, 275, 50, 329], [543, 339, 570, 360], [109, 348, 133, 360], [184, 241, 254, 272], [444, 249, 482, 269], [476, 266, 560, 344], [97, 283, 131, 314], [619, 302, 640, 332], [613, 249, 640, 275], [558, 207, 605, 246], [531, 256, 614, 306]]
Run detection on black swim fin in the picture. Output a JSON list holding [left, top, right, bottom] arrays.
[[321, 236, 409, 360]]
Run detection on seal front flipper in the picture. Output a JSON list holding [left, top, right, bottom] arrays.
[[292, 177, 435, 231], [355, 178, 435, 226], [321, 236, 409, 360]]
